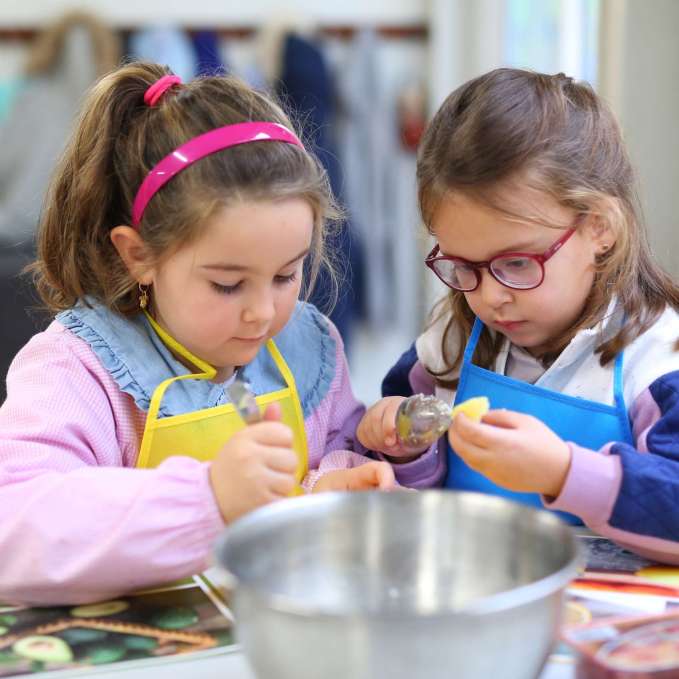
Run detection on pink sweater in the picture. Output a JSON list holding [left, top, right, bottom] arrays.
[[0, 322, 443, 605]]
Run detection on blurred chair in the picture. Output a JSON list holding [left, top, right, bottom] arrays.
[[0, 241, 47, 403], [0, 11, 118, 400]]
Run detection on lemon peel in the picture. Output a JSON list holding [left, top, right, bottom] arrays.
[[451, 396, 490, 421]]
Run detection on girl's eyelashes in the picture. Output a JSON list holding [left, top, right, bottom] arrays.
[[210, 271, 299, 295], [274, 271, 298, 285], [211, 281, 242, 295]]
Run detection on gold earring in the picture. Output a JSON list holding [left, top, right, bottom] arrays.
[[138, 283, 149, 310]]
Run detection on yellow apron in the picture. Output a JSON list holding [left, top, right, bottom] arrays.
[[136, 313, 308, 494]]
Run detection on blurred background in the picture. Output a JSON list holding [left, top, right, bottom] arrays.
[[0, 0, 677, 405]]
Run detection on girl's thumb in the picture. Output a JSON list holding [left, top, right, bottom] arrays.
[[262, 402, 282, 421]]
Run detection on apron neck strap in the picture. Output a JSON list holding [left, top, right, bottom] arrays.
[[463, 317, 485, 366], [144, 311, 216, 379], [265, 338, 295, 390], [143, 312, 296, 408], [464, 316, 627, 411]]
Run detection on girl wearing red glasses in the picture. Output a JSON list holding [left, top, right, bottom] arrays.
[[358, 68, 679, 563]]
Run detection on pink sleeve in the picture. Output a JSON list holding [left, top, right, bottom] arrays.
[[301, 323, 444, 490], [300, 323, 368, 491], [0, 327, 223, 605]]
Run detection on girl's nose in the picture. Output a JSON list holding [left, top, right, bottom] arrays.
[[477, 269, 514, 308], [242, 287, 276, 325]]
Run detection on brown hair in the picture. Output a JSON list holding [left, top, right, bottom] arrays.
[[31, 61, 339, 315], [417, 68, 679, 388]]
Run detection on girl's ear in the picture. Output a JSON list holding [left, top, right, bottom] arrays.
[[110, 226, 155, 284], [582, 201, 618, 255]]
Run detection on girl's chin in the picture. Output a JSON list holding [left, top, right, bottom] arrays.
[[219, 343, 266, 365], [495, 325, 550, 351]]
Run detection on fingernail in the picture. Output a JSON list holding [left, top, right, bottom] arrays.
[[385, 435, 395, 446]]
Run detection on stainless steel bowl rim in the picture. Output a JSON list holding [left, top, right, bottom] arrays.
[[215, 490, 584, 620]]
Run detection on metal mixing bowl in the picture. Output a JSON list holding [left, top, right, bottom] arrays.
[[215, 490, 581, 679]]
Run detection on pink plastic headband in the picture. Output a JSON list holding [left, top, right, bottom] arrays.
[[131, 121, 305, 227], [144, 74, 181, 106]]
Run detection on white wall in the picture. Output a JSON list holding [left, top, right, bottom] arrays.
[[0, 0, 425, 27], [599, 0, 679, 276], [427, 0, 505, 112], [424, 0, 506, 308]]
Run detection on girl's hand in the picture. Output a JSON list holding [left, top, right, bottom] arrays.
[[209, 404, 298, 524], [448, 409, 571, 497], [313, 461, 396, 493], [357, 397, 426, 462]]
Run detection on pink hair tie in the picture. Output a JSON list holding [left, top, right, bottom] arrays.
[[144, 75, 182, 107]]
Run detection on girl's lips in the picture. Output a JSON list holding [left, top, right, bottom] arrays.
[[234, 335, 266, 342], [494, 320, 525, 331]]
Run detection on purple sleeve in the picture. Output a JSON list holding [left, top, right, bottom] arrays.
[[302, 326, 444, 490], [380, 343, 444, 487], [382, 343, 436, 398], [544, 370, 679, 564], [0, 329, 223, 605]]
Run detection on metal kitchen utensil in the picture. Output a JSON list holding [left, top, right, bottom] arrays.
[[227, 379, 262, 425], [395, 393, 454, 451]]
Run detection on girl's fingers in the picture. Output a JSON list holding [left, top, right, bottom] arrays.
[[372, 415, 386, 447], [348, 462, 396, 490], [262, 402, 282, 421], [448, 427, 492, 470], [373, 462, 396, 489], [381, 405, 398, 446], [481, 409, 531, 428], [267, 469, 298, 497], [452, 412, 514, 449], [381, 442, 406, 457], [384, 434, 397, 447], [249, 421, 294, 447], [345, 464, 375, 490], [262, 446, 299, 474], [363, 412, 384, 450], [313, 470, 347, 493]]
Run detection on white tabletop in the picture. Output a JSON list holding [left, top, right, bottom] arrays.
[[72, 648, 575, 679], [38, 529, 635, 678]]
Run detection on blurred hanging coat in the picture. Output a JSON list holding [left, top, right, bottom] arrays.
[[335, 29, 424, 338], [128, 26, 197, 83], [276, 32, 363, 350]]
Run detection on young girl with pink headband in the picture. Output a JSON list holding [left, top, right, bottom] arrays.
[[0, 63, 443, 605]]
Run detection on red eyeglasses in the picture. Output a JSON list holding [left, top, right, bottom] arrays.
[[424, 227, 577, 292]]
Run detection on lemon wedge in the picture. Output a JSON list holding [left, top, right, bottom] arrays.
[[451, 396, 490, 421]]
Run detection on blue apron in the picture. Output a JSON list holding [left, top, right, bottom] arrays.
[[445, 317, 634, 524]]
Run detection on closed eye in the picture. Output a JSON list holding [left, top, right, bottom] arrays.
[[211, 281, 242, 295], [274, 272, 298, 285], [500, 257, 532, 270], [211, 271, 298, 295]]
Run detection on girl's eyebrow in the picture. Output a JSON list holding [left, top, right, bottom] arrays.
[[201, 248, 310, 272], [440, 239, 541, 259]]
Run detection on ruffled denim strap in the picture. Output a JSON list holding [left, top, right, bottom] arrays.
[[58, 299, 337, 420], [57, 303, 221, 417]]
